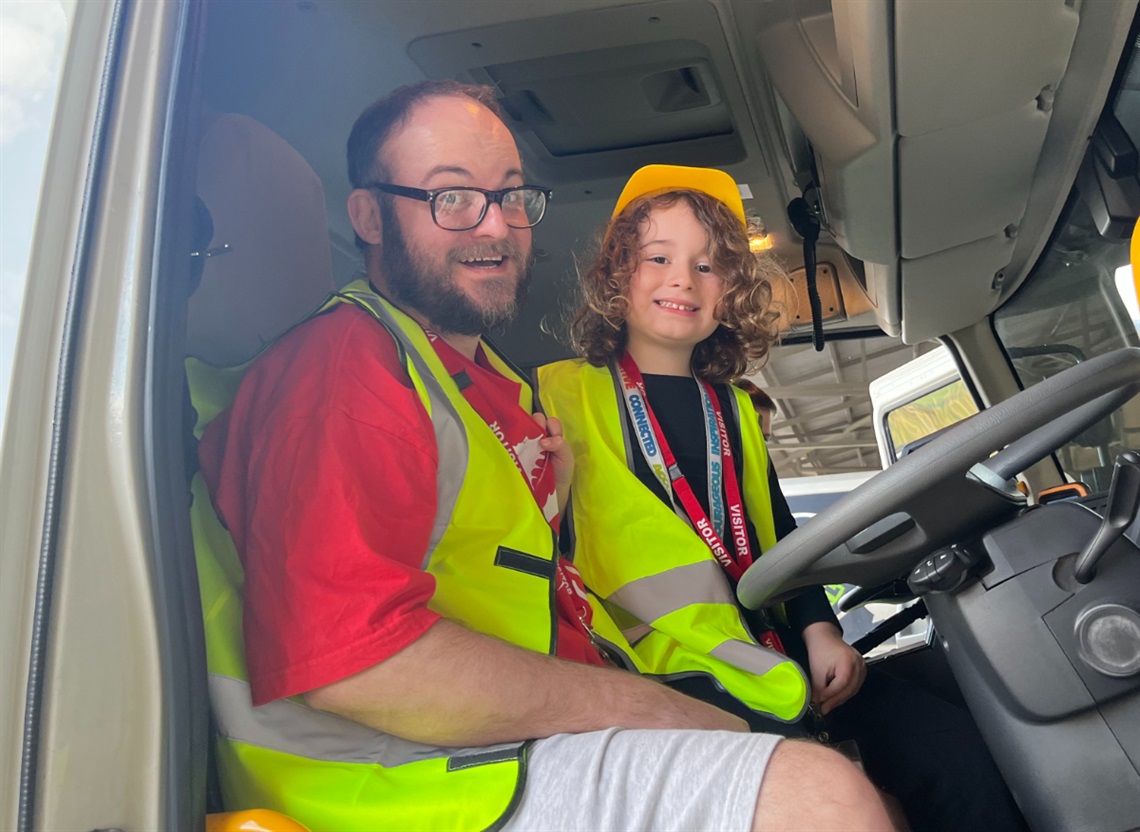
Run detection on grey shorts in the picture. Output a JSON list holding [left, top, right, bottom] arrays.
[[501, 728, 782, 832]]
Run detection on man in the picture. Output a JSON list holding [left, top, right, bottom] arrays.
[[198, 80, 892, 831], [738, 379, 777, 441]]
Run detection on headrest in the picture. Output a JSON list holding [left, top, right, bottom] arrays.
[[187, 114, 335, 367]]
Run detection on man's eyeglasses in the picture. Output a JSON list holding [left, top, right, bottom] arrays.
[[365, 183, 552, 231]]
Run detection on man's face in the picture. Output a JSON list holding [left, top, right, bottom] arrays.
[[373, 96, 534, 336]]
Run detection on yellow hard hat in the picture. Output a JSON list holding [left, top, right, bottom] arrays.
[[1131, 216, 1140, 299], [612, 164, 746, 227]]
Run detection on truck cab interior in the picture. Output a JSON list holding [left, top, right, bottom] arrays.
[[1, 1, 1138, 830]]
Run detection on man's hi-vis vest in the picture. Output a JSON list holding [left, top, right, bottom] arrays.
[[538, 359, 810, 723], [187, 282, 645, 832]]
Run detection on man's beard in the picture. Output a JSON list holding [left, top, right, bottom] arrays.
[[379, 201, 534, 336]]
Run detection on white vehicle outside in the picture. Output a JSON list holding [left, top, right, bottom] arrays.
[[869, 346, 979, 468]]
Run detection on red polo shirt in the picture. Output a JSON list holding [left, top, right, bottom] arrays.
[[199, 303, 604, 707]]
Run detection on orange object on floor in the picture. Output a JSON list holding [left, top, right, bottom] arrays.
[[206, 810, 310, 832]]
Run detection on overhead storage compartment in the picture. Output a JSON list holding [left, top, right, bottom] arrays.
[[408, 0, 761, 187], [742, 0, 1088, 342]]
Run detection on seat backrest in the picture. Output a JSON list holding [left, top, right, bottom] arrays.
[[188, 113, 335, 366], [186, 113, 337, 821]]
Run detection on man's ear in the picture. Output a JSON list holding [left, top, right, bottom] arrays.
[[347, 189, 383, 246]]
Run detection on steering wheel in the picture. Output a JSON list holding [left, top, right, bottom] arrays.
[[737, 347, 1140, 609]]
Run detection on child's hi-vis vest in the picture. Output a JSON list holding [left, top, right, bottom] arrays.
[[538, 358, 810, 723]]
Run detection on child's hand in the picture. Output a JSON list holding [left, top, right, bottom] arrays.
[[801, 621, 867, 715], [533, 412, 574, 514]]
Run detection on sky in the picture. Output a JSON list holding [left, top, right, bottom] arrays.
[[0, 0, 69, 430]]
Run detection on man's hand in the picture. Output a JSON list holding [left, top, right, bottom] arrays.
[[533, 412, 574, 514], [801, 621, 867, 716]]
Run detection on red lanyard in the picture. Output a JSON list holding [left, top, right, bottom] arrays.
[[616, 353, 754, 581]]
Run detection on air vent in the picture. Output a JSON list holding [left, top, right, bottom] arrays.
[[479, 43, 731, 158], [406, 1, 754, 182], [642, 66, 711, 113]]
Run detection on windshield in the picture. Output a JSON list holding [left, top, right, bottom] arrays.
[[993, 198, 1139, 490]]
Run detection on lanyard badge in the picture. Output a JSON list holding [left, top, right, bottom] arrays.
[[615, 354, 754, 581]]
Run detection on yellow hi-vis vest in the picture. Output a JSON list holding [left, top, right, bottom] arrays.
[[538, 358, 810, 722], [187, 282, 645, 832]]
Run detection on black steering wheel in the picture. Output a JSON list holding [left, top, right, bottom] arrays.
[[737, 347, 1140, 609]]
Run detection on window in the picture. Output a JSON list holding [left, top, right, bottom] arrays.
[[886, 378, 979, 458], [868, 344, 979, 467], [0, 0, 72, 431], [994, 200, 1139, 490]]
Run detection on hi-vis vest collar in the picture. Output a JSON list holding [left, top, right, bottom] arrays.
[[538, 358, 809, 722], [189, 283, 640, 831]]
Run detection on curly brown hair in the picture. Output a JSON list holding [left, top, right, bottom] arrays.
[[569, 190, 783, 383]]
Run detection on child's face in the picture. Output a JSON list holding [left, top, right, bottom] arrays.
[[625, 201, 725, 356]]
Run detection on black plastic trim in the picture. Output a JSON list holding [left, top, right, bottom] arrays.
[[938, 335, 985, 414], [485, 740, 533, 832], [848, 512, 916, 554], [142, 1, 208, 830], [776, 326, 890, 346], [494, 546, 557, 580]]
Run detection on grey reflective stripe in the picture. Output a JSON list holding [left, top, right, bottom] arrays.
[[425, 401, 467, 567], [709, 639, 810, 721], [622, 623, 654, 646], [727, 387, 742, 435], [446, 746, 522, 771], [209, 674, 523, 767], [708, 639, 793, 679], [608, 362, 636, 471], [607, 560, 735, 623], [338, 288, 467, 568]]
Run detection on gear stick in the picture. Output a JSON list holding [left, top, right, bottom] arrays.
[[1074, 449, 1140, 583]]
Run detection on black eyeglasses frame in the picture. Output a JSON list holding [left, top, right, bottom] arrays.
[[364, 182, 553, 231]]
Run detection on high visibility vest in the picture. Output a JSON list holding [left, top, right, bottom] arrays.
[[188, 283, 643, 832], [538, 358, 809, 722]]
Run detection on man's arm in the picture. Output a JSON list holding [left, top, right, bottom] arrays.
[[305, 619, 748, 746]]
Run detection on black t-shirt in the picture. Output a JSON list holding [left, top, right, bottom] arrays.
[[628, 374, 838, 636]]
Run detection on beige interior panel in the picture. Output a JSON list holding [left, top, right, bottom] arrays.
[[32, 3, 180, 829], [894, 0, 1078, 138], [744, 0, 897, 266], [898, 103, 1051, 259], [862, 260, 901, 336], [901, 235, 1015, 344]]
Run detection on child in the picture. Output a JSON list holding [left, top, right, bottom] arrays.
[[538, 164, 1024, 832]]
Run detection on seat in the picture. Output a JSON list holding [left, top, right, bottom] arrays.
[[187, 113, 336, 831]]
